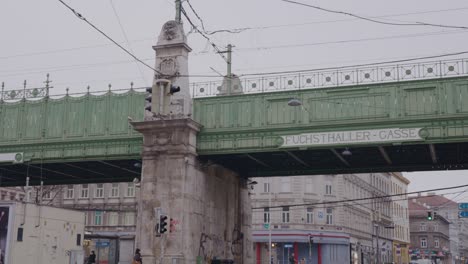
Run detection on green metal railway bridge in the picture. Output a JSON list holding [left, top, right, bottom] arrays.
[[1, 58, 468, 186]]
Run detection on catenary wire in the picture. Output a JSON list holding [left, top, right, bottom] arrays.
[[258, 190, 466, 215], [204, 6, 468, 34], [281, 0, 468, 30], [252, 183, 468, 210], [180, 6, 228, 63], [56, 0, 164, 75], [109, 0, 148, 84], [2, 28, 465, 76], [240, 50, 468, 77]]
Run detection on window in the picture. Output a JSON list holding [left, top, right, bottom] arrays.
[[280, 178, 291, 192], [124, 212, 136, 226], [94, 211, 103, 225], [433, 224, 439, 232], [126, 183, 135, 197], [326, 208, 333, 225], [80, 184, 89, 198], [306, 207, 313, 224], [420, 223, 427, 231], [325, 184, 332, 195], [282, 207, 290, 223], [434, 238, 440, 248], [108, 212, 119, 226], [420, 238, 427, 248], [110, 183, 119, 197], [263, 208, 270, 223], [95, 184, 104, 198], [84, 212, 88, 225], [263, 182, 270, 193], [305, 178, 313, 193], [43, 191, 52, 200], [65, 185, 74, 199]]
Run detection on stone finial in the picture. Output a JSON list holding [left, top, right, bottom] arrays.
[[156, 20, 187, 47], [23, 80, 27, 89], [130, 82, 134, 89], [108, 84, 112, 91], [87, 85, 90, 93], [66, 87, 69, 95]]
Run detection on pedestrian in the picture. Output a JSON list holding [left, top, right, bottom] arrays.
[[289, 253, 296, 264], [133, 248, 142, 264], [87, 251, 96, 264], [300, 258, 306, 264]]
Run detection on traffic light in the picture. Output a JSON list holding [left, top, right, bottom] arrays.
[[169, 218, 176, 233], [427, 211, 433, 221], [145, 86, 153, 112], [433, 211, 438, 220], [168, 85, 180, 95], [159, 215, 168, 234]]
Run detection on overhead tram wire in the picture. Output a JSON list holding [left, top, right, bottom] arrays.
[[55, 0, 221, 79], [236, 29, 468, 52], [240, 50, 468, 77], [180, 5, 228, 63], [258, 189, 468, 215], [201, 6, 468, 35], [252, 183, 468, 210], [109, 0, 148, 84], [281, 0, 468, 30]]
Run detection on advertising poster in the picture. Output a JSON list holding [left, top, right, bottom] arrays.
[[0, 206, 10, 264]]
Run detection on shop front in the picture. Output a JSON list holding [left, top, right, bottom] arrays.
[[253, 229, 350, 264]]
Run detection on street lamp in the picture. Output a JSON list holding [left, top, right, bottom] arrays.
[[287, 98, 302, 107], [342, 148, 352, 156]]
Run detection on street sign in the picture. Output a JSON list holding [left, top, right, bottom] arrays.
[[458, 211, 468, 218], [96, 241, 110, 247], [263, 223, 270, 229], [284, 244, 293, 248], [459, 203, 468, 210]]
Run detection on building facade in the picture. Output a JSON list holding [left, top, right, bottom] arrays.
[[409, 194, 468, 264], [251, 172, 410, 264], [45, 182, 138, 264], [409, 197, 451, 264], [391, 173, 411, 264]]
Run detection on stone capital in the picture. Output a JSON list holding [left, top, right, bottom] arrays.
[[130, 118, 201, 157]]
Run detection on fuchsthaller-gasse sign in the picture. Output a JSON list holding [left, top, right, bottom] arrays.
[[280, 128, 423, 148]]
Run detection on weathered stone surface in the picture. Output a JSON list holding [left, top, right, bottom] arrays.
[[131, 118, 252, 263]]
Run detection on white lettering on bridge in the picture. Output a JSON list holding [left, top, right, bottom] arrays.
[[280, 128, 423, 148]]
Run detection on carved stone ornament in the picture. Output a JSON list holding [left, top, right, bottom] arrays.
[[159, 58, 178, 76], [163, 21, 178, 40], [154, 132, 171, 146]]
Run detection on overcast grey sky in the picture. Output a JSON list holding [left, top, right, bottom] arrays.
[[1, 0, 468, 193]]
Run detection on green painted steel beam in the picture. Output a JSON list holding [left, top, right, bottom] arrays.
[[193, 76, 468, 154]]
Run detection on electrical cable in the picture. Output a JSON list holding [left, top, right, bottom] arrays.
[[240, 50, 468, 77], [236, 29, 467, 52], [281, 0, 468, 30], [252, 183, 468, 210], [109, 0, 148, 84], [56, 0, 164, 75], [55, 0, 221, 79], [203, 6, 468, 34], [180, 5, 228, 63]]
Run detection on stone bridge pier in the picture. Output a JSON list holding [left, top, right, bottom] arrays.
[[131, 118, 252, 264]]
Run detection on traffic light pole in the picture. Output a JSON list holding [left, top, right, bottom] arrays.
[[269, 177, 272, 264]]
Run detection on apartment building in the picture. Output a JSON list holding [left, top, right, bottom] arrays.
[[251, 172, 409, 264]]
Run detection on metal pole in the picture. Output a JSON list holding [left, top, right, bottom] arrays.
[[175, 0, 181, 23], [159, 82, 164, 114], [269, 177, 272, 264], [227, 44, 232, 95], [376, 225, 380, 264]]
